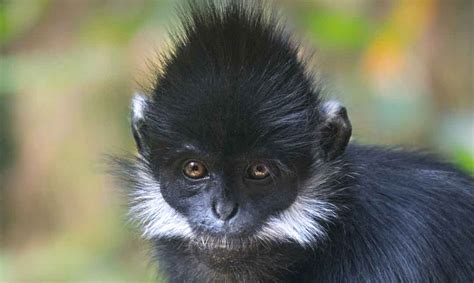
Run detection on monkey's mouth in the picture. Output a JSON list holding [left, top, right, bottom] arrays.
[[188, 221, 260, 250], [189, 234, 259, 251]]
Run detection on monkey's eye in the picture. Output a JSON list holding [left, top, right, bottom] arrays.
[[247, 163, 270, 180], [183, 160, 208, 179]]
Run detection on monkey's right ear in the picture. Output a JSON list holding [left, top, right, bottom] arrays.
[[131, 93, 150, 155], [318, 100, 352, 161]]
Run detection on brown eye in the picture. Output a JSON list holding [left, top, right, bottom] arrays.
[[247, 163, 270, 179], [183, 160, 208, 179]]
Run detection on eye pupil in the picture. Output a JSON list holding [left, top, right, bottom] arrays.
[[248, 163, 269, 179], [183, 161, 207, 179]]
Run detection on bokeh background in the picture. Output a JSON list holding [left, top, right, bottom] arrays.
[[1, 0, 473, 281]]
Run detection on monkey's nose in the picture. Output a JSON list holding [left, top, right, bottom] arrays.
[[212, 200, 238, 221]]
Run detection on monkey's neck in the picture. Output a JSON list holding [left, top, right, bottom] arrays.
[[153, 238, 311, 282]]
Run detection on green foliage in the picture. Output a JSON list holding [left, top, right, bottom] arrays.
[[303, 9, 373, 50], [453, 149, 474, 175], [79, 3, 153, 45], [0, 0, 50, 43]]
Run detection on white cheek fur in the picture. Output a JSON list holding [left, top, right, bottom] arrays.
[[255, 164, 340, 246], [129, 162, 194, 240], [256, 195, 336, 246]]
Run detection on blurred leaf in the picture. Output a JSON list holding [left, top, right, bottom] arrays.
[[0, 0, 50, 43], [453, 148, 474, 174], [0, 254, 12, 282], [0, 91, 16, 172], [0, 56, 15, 93], [79, 2, 156, 45], [362, 0, 435, 80], [303, 9, 373, 50]]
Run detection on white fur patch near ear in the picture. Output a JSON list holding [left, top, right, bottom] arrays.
[[130, 162, 194, 240], [131, 92, 148, 121], [322, 100, 342, 119]]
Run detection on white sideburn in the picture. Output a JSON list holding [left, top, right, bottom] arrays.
[[130, 162, 194, 240], [255, 165, 338, 246], [256, 195, 336, 246]]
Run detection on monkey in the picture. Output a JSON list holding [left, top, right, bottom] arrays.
[[114, 1, 474, 282]]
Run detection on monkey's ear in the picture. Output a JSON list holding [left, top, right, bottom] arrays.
[[319, 100, 352, 160], [131, 92, 150, 155]]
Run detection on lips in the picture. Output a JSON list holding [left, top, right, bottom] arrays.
[[189, 235, 255, 251]]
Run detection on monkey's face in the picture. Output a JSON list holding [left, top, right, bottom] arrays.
[[138, 85, 315, 244], [154, 143, 304, 240]]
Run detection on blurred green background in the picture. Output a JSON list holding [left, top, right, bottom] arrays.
[[1, 0, 472, 282]]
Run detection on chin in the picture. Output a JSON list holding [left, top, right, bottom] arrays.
[[186, 234, 291, 276]]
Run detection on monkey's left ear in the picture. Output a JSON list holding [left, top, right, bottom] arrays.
[[318, 100, 352, 160], [131, 92, 150, 156]]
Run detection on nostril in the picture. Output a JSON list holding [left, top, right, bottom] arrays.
[[227, 204, 238, 220], [212, 201, 239, 221]]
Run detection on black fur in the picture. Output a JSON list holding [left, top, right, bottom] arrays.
[[116, 1, 474, 282]]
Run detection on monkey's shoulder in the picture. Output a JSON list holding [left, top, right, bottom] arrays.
[[343, 144, 473, 221], [344, 143, 473, 187]]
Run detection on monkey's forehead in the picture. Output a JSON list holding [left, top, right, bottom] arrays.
[[147, 90, 318, 161]]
